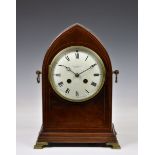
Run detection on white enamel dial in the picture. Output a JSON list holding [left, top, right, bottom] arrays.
[[48, 46, 106, 102]]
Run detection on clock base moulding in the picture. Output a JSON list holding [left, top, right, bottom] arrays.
[[34, 124, 120, 149]]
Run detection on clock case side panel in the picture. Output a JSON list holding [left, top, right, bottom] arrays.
[[41, 24, 113, 134]]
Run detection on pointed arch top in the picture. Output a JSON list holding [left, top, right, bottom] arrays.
[[43, 23, 112, 73]]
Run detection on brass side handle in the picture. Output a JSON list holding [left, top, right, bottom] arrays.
[[113, 70, 119, 83], [36, 70, 42, 83]]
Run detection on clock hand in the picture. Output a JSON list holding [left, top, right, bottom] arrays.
[[58, 65, 76, 75], [78, 63, 97, 75]]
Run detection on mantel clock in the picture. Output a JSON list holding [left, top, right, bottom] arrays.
[[34, 24, 120, 149]]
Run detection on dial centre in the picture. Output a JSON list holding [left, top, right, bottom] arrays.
[[75, 73, 79, 77]]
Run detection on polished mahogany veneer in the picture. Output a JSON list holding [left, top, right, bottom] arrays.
[[34, 24, 120, 149]]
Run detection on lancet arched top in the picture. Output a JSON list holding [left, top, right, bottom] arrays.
[[42, 23, 112, 75]]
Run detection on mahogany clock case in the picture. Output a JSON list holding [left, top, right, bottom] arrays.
[[34, 24, 120, 149]]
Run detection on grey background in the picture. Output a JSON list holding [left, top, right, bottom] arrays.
[[17, 0, 137, 155]]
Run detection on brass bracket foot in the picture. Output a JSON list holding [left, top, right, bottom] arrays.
[[106, 142, 121, 149], [34, 142, 48, 149]]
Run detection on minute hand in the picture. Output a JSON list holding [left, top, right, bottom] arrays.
[[78, 64, 97, 75]]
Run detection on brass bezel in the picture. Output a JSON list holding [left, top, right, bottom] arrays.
[[48, 46, 106, 102]]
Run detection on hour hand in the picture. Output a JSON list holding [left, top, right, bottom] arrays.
[[58, 65, 76, 75], [58, 65, 70, 71]]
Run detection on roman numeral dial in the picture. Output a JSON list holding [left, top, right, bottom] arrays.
[[55, 73, 61, 76], [49, 46, 106, 102], [75, 50, 79, 59], [65, 55, 70, 61], [58, 81, 63, 87], [85, 55, 88, 61], [75, 91, 79, 96], [94, 73, 100, 76], [91, 82, 97, 87], [85, 89, 89, 93], [65, 88, 70, 94]]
